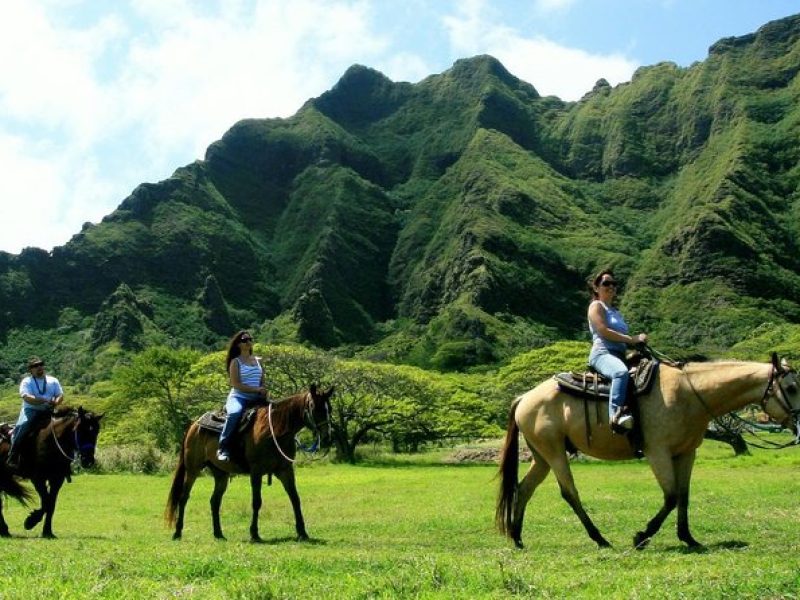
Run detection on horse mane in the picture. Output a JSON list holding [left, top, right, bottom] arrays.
[[260, 391, 309, 437]]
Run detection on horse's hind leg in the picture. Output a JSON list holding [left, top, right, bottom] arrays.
[[173, 471, 199, 541], [548, 449, 611, 548], [209, 468, 229, 540], [249, 473, 264, 543], [275, 468, 308, 541], [510, 452, 551, 548]]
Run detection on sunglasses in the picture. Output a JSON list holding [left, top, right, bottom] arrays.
[[30, 362, 45, 368], [600, 280, 617, 287]]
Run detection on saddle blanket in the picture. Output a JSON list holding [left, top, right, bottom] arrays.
[[197, 405, 266, 435], [555, 357, 659, 401]]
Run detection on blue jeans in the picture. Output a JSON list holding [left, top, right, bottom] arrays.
[[589, 352, 629, 420], [218, 392, 258, 452], [10, 406, 51, 454]]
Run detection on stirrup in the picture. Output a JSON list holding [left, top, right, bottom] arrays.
[[216, 449, 230, 462]]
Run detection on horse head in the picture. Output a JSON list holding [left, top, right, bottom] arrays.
[[306, 383, 335, 449], [764, 353, 800, 442], [75, 406, 104, 468]]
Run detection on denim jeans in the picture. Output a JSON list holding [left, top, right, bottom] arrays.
[[589, 351, 629, 420]]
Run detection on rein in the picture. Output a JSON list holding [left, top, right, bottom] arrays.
[[267, 393, 327, 463], [682, 360, 800, 450], [49, 414, 97, 462]]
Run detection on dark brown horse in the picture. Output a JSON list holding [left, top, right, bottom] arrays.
[[497, 353, 799, 549], [0, 406, 103, 538], [166, 384, 334, 542]]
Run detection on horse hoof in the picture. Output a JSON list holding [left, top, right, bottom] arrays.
[[42, 532, 56, 539], [0, 529, 10, 538], [513, 539, 524, 550], [172, 532, 182, 541], [214, 534, 227, 541], [597, 539, 612, 549], [296, 534, 309, 542], [250, 536, 264, 544], [633, 533, 650, 550]]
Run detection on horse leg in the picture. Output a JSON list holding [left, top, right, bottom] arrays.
[[275, 468, 308, 541], [0, 496, 9, 537], [209, 468, 229, 540], [24, 479, 48, 532], [674, 450, 702, 548], [509, 450, 551, 548], [249, 473, 264, 543], [173, 470, 199, 541], [548, 449, 611, 548], [634, 450, 678, 549], [40, 476, 65, 539]]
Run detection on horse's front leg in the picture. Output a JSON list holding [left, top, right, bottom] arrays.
[[635, 451, 678, 549], [209, 468, 229, 540], [24, 478, 49, 534], [249, 473, 264, 543], [41, 476, 65, 539], [275, 468, 308, 541], [674, 449, 702, 548], [0, 496, 9, 537]]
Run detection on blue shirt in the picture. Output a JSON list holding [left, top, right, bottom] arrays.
[[19, 375, 63, 412], [588, 300, 629, 357]]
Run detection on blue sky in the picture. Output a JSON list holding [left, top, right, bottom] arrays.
[[1, 0, 797, 254]]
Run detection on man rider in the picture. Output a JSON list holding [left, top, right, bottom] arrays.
[[6, 356, 64, 469]]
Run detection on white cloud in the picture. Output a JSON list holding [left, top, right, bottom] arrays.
[[0, 0, 395, 254], [533, 0, 577, 13], [443, 0, 638, 100]]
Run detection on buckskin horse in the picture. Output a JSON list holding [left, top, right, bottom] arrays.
[[496, 353, 799, 549], [166, 384, 334, 542], [0, 406, 103, 538]]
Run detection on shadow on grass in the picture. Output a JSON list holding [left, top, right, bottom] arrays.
[[664, 540, 749, 554], [258, 536, 328, 546]]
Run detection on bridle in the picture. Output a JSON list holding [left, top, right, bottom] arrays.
[[268, 391, 332, 463], [758, 364, 800, 444], [50, 413, 98, 463]]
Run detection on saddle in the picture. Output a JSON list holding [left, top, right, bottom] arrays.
[[197, 405, 265, 435], [554, 356, 659, 458], [554, 356, 659, 401]]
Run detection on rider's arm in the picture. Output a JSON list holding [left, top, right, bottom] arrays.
[[588, 302, 647, 345]]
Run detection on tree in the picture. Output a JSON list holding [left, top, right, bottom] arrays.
[[113, 346, 202, 450]]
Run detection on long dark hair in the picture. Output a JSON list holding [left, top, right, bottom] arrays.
[[589, 268, 616, 300], [225, 330, 250, 372]]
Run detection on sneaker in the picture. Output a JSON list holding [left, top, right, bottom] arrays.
[[216, 449, 230, 462], [614, 414, 634, 430]]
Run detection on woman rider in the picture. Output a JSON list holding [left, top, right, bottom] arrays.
[[587, 270, 648, 431], [217, 331, 266, 462]]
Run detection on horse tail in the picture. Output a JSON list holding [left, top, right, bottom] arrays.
[[0, 467, 32, 505], [164, 427, 189, 527], [496, 396, 522, 537]]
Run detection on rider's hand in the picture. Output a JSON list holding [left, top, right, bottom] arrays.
[[636, 333, 648, 345]]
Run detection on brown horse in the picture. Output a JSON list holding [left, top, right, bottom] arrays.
[[0, 406, 103, 538], [166, 384, 334, 542], [497, 353, 799, 549]]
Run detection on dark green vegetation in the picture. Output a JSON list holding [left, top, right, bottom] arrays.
[[2, 14, 800, 384], [0, 445, 798, 598]]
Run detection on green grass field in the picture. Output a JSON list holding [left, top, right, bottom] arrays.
[[0, 442, 798, 599]]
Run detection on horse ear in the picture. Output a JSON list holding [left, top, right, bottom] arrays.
[[781, 358, 791, 372], [309, 383, 317, 396], [78, 406, 86, 417], [771, 352, 779, 370], [327, 385, 335, 397]]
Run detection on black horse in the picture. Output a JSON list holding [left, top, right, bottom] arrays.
[[0, 406, 103, 538]]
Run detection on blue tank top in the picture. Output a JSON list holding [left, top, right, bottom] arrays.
[[588, 300, 629, 356]]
